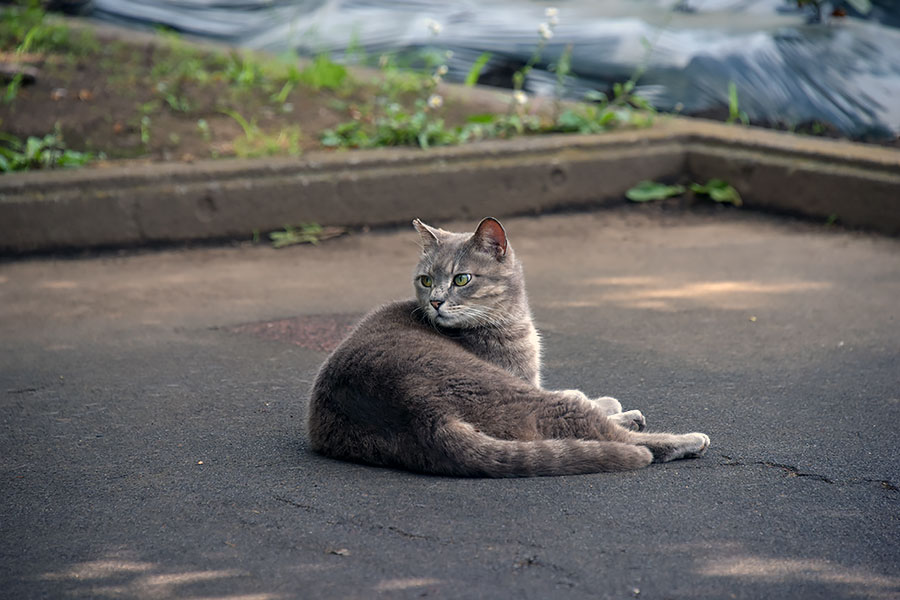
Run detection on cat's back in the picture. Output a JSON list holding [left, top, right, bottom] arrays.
[[306, 300, 477, 464], [321, 299, 440, 367], [308, 300, 471, 415]]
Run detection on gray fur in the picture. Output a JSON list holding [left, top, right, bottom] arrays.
[[307, 217, 710, 477]]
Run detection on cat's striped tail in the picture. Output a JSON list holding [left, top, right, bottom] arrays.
[[427, 419, 653, 477]]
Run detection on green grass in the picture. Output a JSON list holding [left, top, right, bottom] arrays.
[[222, 109, 302, 158]]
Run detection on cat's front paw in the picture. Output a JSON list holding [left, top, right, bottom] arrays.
[[608, 410, 646, 432]]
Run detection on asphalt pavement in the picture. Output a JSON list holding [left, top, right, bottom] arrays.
[[2, 207, 898, 599]]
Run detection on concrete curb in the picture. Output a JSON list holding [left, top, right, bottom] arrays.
[[2, 118, 898, 253]]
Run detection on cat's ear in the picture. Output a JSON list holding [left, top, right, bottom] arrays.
[[412, 218, 444, 252], [472, 217, 508, 259]]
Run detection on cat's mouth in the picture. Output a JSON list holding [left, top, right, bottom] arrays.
[[431, 308, 459, 327]]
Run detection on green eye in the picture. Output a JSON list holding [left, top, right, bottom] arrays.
[[453, 273, 472, 287], [420, 275, 433, 287]]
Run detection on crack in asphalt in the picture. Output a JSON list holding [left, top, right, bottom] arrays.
[[718, 455, 898, 492], [272, 494, 578, 584], [272, 494, 440, 542], [5, 387, 40, 395]]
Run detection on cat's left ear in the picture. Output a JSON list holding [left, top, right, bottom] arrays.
[[413, 218, 445, 252], [472, 217, 508, 259]]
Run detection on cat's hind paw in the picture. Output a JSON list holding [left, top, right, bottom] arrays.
[[591, 396, 623, 415], [655, 432, 710, 462], [682, 432, 710, 458], [608, 410, 646, 432]]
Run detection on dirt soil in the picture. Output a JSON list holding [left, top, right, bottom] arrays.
[[0, 17, 483, 166]]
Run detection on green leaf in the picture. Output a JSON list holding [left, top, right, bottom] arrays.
[[320, 130, 342, 147], [625, 180, 685, 203], [464, 52, 492, 87], [24, 136, 43, 160], [690, 179, 743, 206], [584, 90, 607, 103], [56, 150, 92, 168]]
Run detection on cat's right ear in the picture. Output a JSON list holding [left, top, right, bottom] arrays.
[[413, 218, 442, 252]]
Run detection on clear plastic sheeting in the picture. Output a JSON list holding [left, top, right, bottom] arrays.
[[89, 0, 900, 140]]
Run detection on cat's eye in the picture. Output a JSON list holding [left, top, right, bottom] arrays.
[[453, 273, 472, 287], [419, 275, 433, 288]]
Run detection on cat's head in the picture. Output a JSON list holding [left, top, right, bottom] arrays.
[[412, 217, 527, 329]]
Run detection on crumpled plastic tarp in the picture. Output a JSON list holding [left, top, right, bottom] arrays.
[[89, 0, 900, 140]]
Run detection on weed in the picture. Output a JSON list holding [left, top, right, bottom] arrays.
[[224, 50, 265, 88], [0, 1, 70, 52], [1, 1, 74, 103], [0, 127, 92, 172], [323, 8, 654, 151], [690, 179, 743, 206], [727, 82, 749, 126], [554, 92, 652, 134], [196, 119, 211, 141], [626, 178, 742, 206], [237, 126, 302, 158], [157, 82, 191, 113], [322, 23, 452, 150], [510, 7, 559, 109], [345, 31, 367, 65], [268, 223, 345, 248], [625, 180, 685, 202], [323, 99, 459, 149], [298, 54, 349, 91], [222, 109, 302, 157], [462, 113, 541, 139], [550, 44, 573, 118], [3, 75, 23, 104], [464, 52, 492, 87], [140, 115, 152, 146], [271, 63, 302, 104]]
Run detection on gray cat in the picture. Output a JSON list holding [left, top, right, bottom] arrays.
[[307, 217, 710, 476]]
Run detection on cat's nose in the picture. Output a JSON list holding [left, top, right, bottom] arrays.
[[430, 300, 444, 310]]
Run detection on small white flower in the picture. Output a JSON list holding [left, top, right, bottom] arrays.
[[538, 22, 553, 40], [426, 19, 442, 35], [445, 50, 454, 59], [435, 65, 448, 76], [513, 90, 528, 105], [427, 94, 444, 109], [545, 7, 559, 25]]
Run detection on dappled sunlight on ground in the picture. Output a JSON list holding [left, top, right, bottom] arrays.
[[42, 559, 155, 580], [40, 555, 281, 600], [374, 577, 443, 591], [550, 277, 832, 311], [697, 554, 900, 599]]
